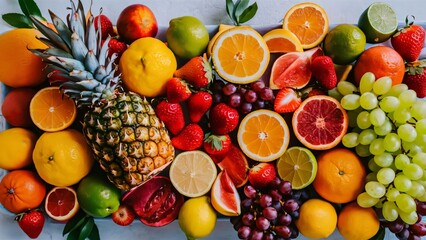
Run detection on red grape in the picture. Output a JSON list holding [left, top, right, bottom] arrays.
[[260, 88, 274, 101], [228, 93, 242, 108], [283, 199, 299, 213], [237, 226, 251, 239], [409, 222, 426, 236], [241, 212, 255, 226], [250, 80, 265, 93], [274, 225, 292, 238], [244, 90, 257, 103], [244, 185, 257, 199], [259, 194, 273, 208], [262, 207, 278, 221], [223, 83, 237, 95], [277, 213, 292, 226], [255, 216, 270, 231], [279, 181, 292, 195]]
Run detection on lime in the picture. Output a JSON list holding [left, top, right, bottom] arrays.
[[166, 16, 209, 59], [323, 24, 366, 65], [276, 146, 317, 190], [178, 196, 217, 240], [358, 2, 398, 43], [76, 173, 121, 218]]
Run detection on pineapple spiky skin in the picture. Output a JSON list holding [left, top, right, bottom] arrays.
[[29, 0, 175, 190]]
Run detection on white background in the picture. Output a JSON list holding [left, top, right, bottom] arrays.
[[1, 0, 426, 239]]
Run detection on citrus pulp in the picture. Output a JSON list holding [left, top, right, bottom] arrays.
[[0, 128, 36, 170], [45, 186, 80, 222], [262, 28, 303, 53], [358, 2, 398, 43]]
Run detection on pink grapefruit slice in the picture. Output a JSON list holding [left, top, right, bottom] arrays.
[[211, 170, 241, 216], [44, 186, 79, 222]]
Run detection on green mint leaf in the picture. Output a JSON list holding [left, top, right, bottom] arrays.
[[78, 217, 94, 240], [234, 0, 249, 20], [226, 0, 236, 25], [237, 2, 258, 24], [2, 13, 34, 28], [18, 0, 45, 20]]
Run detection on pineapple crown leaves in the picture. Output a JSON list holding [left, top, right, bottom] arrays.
[[2, 0, 46, 28], [28, 0, 120, 107], [226, 0, 258, 26]]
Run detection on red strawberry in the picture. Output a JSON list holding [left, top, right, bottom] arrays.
[[186, 91, 213, 123], [15, 209, 45, 239], [248, 163, 277, 189], [403, 60, 426, 98], [111, 204, 135, 226], [174, 56, 213, 88], [203, 133, 231, 159], [94, 14, 115, 39], [209, 103, 239, 135], [108, 38, 127, 59], [311, 55, 338, 90], [155, 100, 185, 135], [171, 123, 204, 151], [273, 88, 302, 113], [166, 77, 192, 103], [391, 17, 426, 62]]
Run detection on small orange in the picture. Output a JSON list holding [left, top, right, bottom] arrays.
[[0, 170, 47, 214], [338, 202, 380, 240], [313, 148, 366, 204], [29, 86, 77, 132], [354, 45, 405, 85], [263, 29, 303, 53], [283, 2, 329, 49], [45, 186, 80, 222]]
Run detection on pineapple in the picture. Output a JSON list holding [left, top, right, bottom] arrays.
[[29, 1, 174, 191]]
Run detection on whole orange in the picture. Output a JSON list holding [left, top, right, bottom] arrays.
[[0, 170, 47, 214], [0, 29, 47, 88], [312, 148, 366, 204], [353, 46, 405, 86], [338, 202, 380, 240], [2, 88, 37, 127]]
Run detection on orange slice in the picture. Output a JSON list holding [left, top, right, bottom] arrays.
[[263, 28, 303, 53], [237, 109, 290, 162], [211, 26, 270, 84], [44, 186, 80, 222], [283, 2, 329, 49], [30, 86, 77, 132]]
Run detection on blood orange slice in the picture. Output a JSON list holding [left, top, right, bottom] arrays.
[[292, 95, 348, 150], [216, 144, 249, 188], [211, 170, 241, 217], [44, 186, 79, 222]]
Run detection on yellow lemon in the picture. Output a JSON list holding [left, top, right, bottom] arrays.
[[119, 37, 177, 97], [32, 129, 94, 187], [178, 196, 217, 240], [0, 128, 37, 170]]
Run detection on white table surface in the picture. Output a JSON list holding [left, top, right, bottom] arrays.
[[1, 0, 426, 239]]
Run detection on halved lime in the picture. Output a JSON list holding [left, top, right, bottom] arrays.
[[276, 146, 317, 190], [358, 2, 398, 43]]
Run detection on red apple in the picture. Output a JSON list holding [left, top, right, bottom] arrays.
[[116, 4, 158, 44]]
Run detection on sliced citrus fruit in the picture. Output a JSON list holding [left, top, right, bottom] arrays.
[[263, 28, 303, 53], [358, 2, 398, 43], [237, 109, 290, 162], [44, 186, 79, 222], [276, 146, 317, 190], [207, 24, 234, 57], [169, 150, 217, 198], [29, 86, 77, 132], [216, 144, 249, 188], [211, 170, 241, 216], [292, 95, 348, 150], [211, 26, 270, 84], [283, 2, 329, 49]]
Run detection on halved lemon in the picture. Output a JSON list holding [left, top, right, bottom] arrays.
[[263, 28, 303, 53], [211, 26, 270, 84], [169, 150, 217, 198]]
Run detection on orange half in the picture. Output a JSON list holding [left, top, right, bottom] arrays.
[[263, 28, 303, 53], [30, 86, 77, 132], [283, 2, 329, 49]]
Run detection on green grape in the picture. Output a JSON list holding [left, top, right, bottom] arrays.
[[375, 200, 384, 208], [360, 92, 378, 110], [384, 83, 408, 97], [377, 167, 395, 185], [382, 201, 399, 222], [417, 191, 426, 202], [369, 108, 386, 126], [359, 72, 375, 94], [374, 119, 392, 136], [365, 181, 386, 198], [398, 89, 417, 108], [369, 138, 385, 155], [383, 133, 401, 152], [394, 174, 412, 192], [373, 152, 393, 167], [393, 107, 412, 124], [422, 170, 426, 181], [366, 172, 378, 182], [414, 134, 426, 150], [337, 81, 358, 96], [416, 119, 426, 133], [402, 141, 423, 157], [397, 123, 417, 142], [342, 132, 359, 148], [412, 152, 426, 169], [406, 181, 425, 198], [357, 192, 379, 208], [347, 107, 362, 128], [368, 158, 381, 172], [410, 101, 426, 120], [403, 163, 423, 180], [373, 76, 392, 95], [357, 111, 372, 129], [358, 129, 377, 145], [386, 188, 400, 202], [328, 87, 343, 101], [341, 94, 360, 110], [379, 96, 400, 113], [356, 144, 371, 157], [398, 210, 419, 225], [396, 193, 416, 213], [395, 154, 410, 170]]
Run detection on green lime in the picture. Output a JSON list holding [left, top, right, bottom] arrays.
[[276, 146, 317, 190], [76, 173, 121, 218], [323, 24, 366, 65], [358, 2, 398, 43], [166, 16, 209, 59]]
